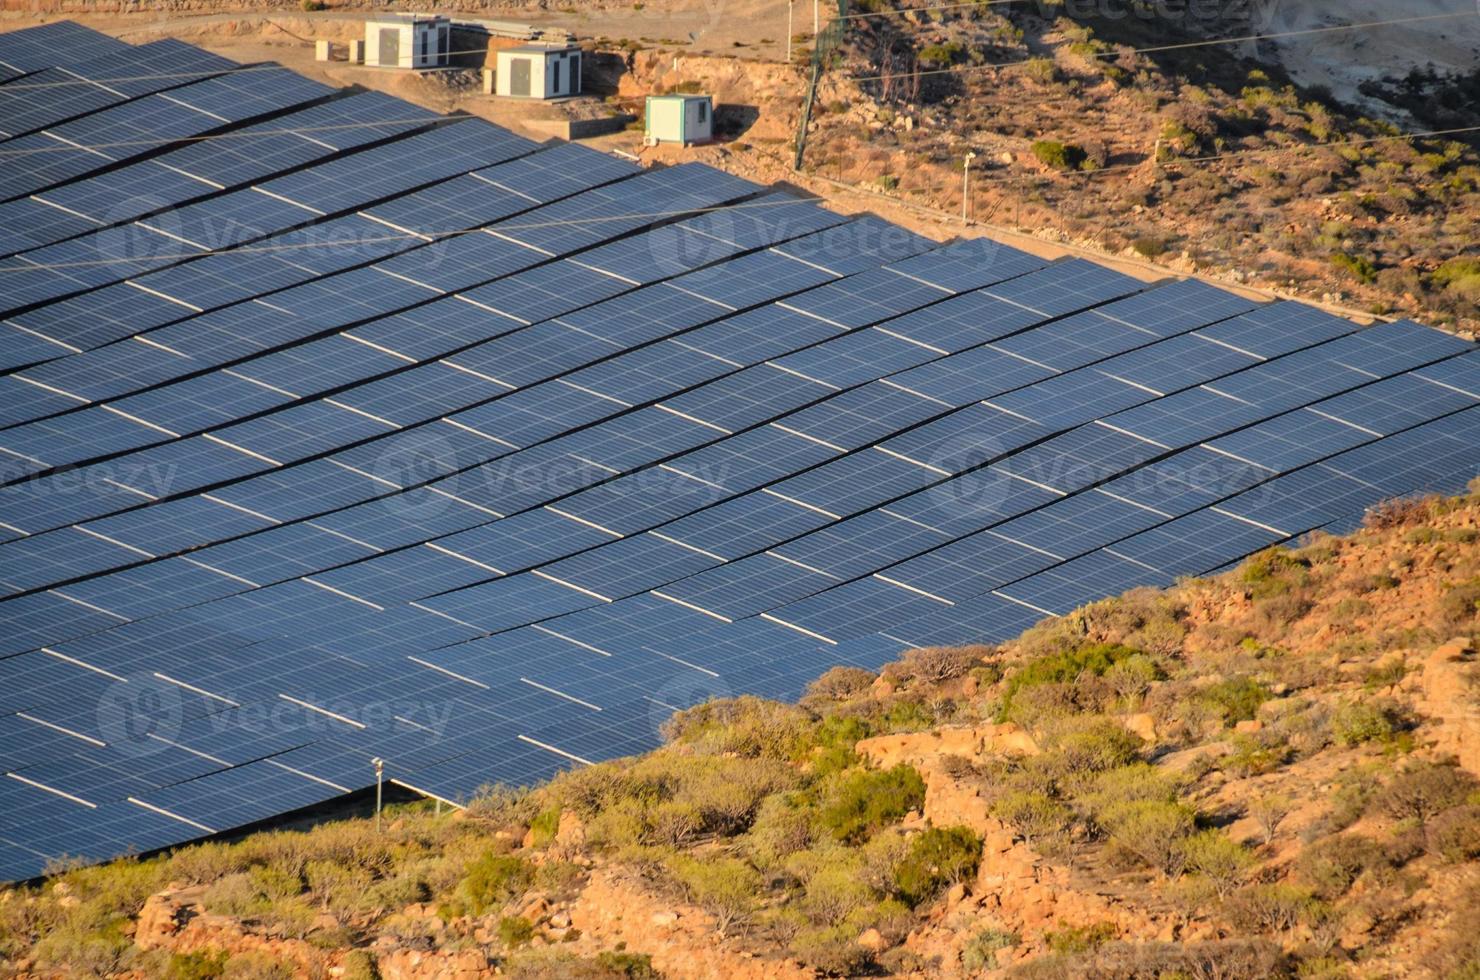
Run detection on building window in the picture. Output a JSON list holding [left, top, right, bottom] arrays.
[[697, 101, 707, 124]]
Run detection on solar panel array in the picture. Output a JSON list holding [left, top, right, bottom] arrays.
[[1, 22, 1477, 881]]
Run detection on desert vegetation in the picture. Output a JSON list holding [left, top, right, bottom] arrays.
[[2, 482, 1478, 977], [804, 1, 1480, 333]]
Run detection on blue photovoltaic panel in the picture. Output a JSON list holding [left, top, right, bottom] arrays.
[[0, 22, 129, 73], [0, 24, 1476, 884]]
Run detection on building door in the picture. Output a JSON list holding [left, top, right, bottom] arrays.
[[378, 28, 399, 67], [511, 57, 531, 96], [553, 58, 563, 95]]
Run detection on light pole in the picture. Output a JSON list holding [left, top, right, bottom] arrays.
[[372, 757, 384, 832], [962, 151, 976, 225], [788, 0, 794, 63]]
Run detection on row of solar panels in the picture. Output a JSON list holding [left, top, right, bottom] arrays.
[[0, 22, 1475, 882]]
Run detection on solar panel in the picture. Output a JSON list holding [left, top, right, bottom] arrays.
[[0, 22, 130, 74], [0, 24, 1476, 884]]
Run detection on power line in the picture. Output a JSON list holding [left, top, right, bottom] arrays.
[[2, 121, 1475, 275], [6, 8, 1469, 95], [847, 11, 1477, 81], [0, 10, 1465, 158]]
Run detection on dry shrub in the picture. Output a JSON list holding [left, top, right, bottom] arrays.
[[886, 644, 993, 685], [1363, 495, 1435, 530], [1007, 938, 1291, 979], [803, 665, 875, 704]]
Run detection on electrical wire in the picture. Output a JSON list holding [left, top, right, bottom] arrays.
[[846, 11, 1478, 81]]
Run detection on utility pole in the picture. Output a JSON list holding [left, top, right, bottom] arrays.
[[813, 0, 819, 40], [373, 757, 384, 832], [962, 151, 976, 225]]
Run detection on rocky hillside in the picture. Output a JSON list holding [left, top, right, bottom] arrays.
[[797, 0, 1480, 335], [3, 483, 1479, 980]]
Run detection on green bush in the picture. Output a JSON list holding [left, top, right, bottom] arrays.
[[918, 41, 966, 68], [1330, 251, 1379, 284], [667, 856, 761, 936], [594, 952, 660, 978], [991, 791, 1075, 850], [1179, 830, 1252, 898], [790, 922, 874, 974], [818, 765, 925, 842], [341, 950, 380, 980], [1331, 701, 1398, 745], [528, 806, 562, 847], [1131, 237, 1168, 259], [221, 952, 295, 980], [1024, 57, 1058, 84], [1031, 139, 1088, 171], [167, 950, 230, 980], [1224, 733, 1289, 777], [1224, 882, 1316, 935], [1297, 834, 1393, 898], [1198, 676, 1270, 725], [747, 794, 814, 867], [1079, 764, 1184, 816], [1428, 804, 1480, 861], [459, 852, 533, 915], [1239, 547, 1308, 598], [1049, 720, 1144, 776], [499, 915, 536, 947], [1376, 761, 1477, 829], [961, 928, 1020, 971], [800, 858, 874, 925], [1045, 920, 1116, 954], [892, 826, 981, 907], [1100, 800, 1197, 874], [661, 696, 810, 759], [1002, 644, 1140, 716], [807, 714, 871, 775]]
